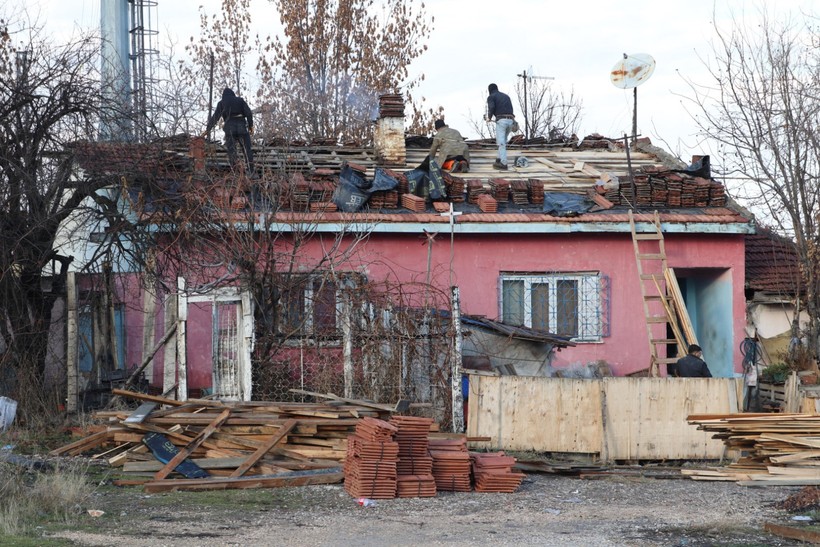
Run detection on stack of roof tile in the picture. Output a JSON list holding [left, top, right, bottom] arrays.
[[489, 179, 510, 202], [309, 181, 336, 202], [466, 179, 487, 204], [401, 193, 426, 212], [344, 417, 399, 500], [379, 94, 405, 118], [709, 182, 726, 206], [390, 416, 435, 498], [510, 180, 529, 205], [471, 452, 525, 493], [433, 201, 451, 213], [633, 175, 651, 205], [442, 172, 465, 202], [694, 178, 711, 206], [650, 177, 668, 207], [429, 437, 471, 492], [309, 202, 337, 212], [528, 179, 545, 205], [477, 194, 498, 213]]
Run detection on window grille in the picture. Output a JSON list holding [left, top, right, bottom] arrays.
[[499, 272, 610, 342]]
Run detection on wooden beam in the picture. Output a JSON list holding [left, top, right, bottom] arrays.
[[142, 468, 344, 493], [230, 419, 296, 478], [65, 272, 78, 413], [154, 408, 232, 480], [288, 388, 395, 412], [764, 522, 820, 543]]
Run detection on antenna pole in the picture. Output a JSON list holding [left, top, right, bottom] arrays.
[[516, 70, 529, 141], [632, 87, 638, 144]]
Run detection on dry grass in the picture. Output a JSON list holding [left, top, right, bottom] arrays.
[[0, 460, 93, 536]]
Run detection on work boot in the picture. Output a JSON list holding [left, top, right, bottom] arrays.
[[492, 160, 508, 170], [451, 161, 463, 173], [459, 160, 470, 173]]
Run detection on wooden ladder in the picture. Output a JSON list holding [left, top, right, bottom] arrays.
[[629, 210, 687, 376]]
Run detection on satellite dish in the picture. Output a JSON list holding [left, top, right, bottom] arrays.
[[610, 53, 656, 89]]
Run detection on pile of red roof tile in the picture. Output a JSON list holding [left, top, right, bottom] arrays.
[[490, 179, 509, 202], [429, 437, 472, 492], [471, 452, 525, 493], [391, 416, 436, 498], [528, 179, 545, 204], [402, 193, 426, 212], [379, 94, 405, 118], [510, 180, 529, 205], [466, 179, 488, 204], [344, 417, 399, 499], [477, 194, 498, 213]]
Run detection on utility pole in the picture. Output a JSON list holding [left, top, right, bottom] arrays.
[[516, 69, 555, 141]]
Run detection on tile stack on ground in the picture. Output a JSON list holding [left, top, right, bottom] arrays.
[[344, 417, 399, 499], [390, 416, 436, 498], [471, 452, 525, 493], [429, 437, 472, 492]]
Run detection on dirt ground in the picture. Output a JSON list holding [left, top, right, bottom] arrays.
[[46, 468, 813, 546]]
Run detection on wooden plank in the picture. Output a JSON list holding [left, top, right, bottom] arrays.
[[288, 388, 396, 412], [142, 468, 344, 493], [763, 522, 820, 543], [112, 389, 186, 407], [124, 457, 289, 473], [230, 419, 296, 478], [49, 428, 117, 456], [153, 408, 232, 480]]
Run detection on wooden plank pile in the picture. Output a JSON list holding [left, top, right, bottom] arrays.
[[51, 389, 392, 492], [686, 412, 820, 485]]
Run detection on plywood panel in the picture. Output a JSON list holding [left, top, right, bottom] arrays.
[[468, 376, 601, 453], [467, 374, 741, 461]]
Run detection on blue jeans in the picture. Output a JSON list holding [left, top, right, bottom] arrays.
[[495, 118, 514, 165]]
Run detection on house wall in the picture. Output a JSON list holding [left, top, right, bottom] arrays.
[[291, 230, 746, 377]]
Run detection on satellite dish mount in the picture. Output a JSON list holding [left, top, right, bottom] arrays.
[[610, 53, 656, 143]]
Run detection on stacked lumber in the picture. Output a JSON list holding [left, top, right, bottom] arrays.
[[343, 418, 399, 499], [390, 416, 435, 498], [471, 452, 525, 493], [429, 437, 472, 492], [51, 389, 392, 492], [686, 413, 820, 485]]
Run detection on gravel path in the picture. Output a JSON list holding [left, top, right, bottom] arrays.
[[50, 473, 808, 546]]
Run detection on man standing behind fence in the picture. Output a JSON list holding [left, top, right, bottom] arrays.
[[669, 344, 713, 377]]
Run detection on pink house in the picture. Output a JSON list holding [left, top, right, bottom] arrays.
[[66, 125, 752, 414]]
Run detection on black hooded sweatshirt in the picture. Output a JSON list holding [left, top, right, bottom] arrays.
[[206, 88, 253, 132]]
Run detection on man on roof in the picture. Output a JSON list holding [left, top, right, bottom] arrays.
[[429, 119, 470, 173], [485, 83, 516, 171], [204, 87, 255, 173]]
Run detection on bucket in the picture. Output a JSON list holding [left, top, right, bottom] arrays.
[[0, 397, 18, 432]]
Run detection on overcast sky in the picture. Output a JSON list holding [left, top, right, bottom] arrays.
[[27, 0, 818, 161]]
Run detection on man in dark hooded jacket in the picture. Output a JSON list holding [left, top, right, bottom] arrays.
[[205, 88, 254, 172], [669, 344, 713, 377]]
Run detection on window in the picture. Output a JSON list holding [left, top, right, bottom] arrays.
[[277, 274, 351, 337], [500, 273, 610, 342]]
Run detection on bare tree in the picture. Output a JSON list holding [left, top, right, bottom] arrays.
[[467, 82, 583, 142], [681, 7, 820, 363], [257, 0, 435, 143], [0, 17, 116, 420]]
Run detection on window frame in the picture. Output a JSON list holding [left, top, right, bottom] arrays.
[[499, 272, 609, 343]]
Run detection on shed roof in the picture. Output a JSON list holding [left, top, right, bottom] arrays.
[[745, 228, 802, 295]]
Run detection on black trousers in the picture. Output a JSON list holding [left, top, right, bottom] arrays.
[[223, 118, 254, 171]]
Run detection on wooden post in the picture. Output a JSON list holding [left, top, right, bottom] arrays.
[[141, 281, 157, 384], [450, 286, 464, 433], [66, 272, 78, 413], [241, 291, 253, 401], [162, 289, 178, 399], [176, 277, 188, 401], [342, 293, 354, 398]]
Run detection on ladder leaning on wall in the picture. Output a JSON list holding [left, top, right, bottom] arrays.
[[628, 210, 695, 377]]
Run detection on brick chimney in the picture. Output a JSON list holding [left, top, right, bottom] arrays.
[[373, 93, 406, 167]]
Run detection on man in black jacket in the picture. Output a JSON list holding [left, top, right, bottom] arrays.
[[485, 83, 516, 170], [669, 344, 713, 377], [205, 88, 254, 172]]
